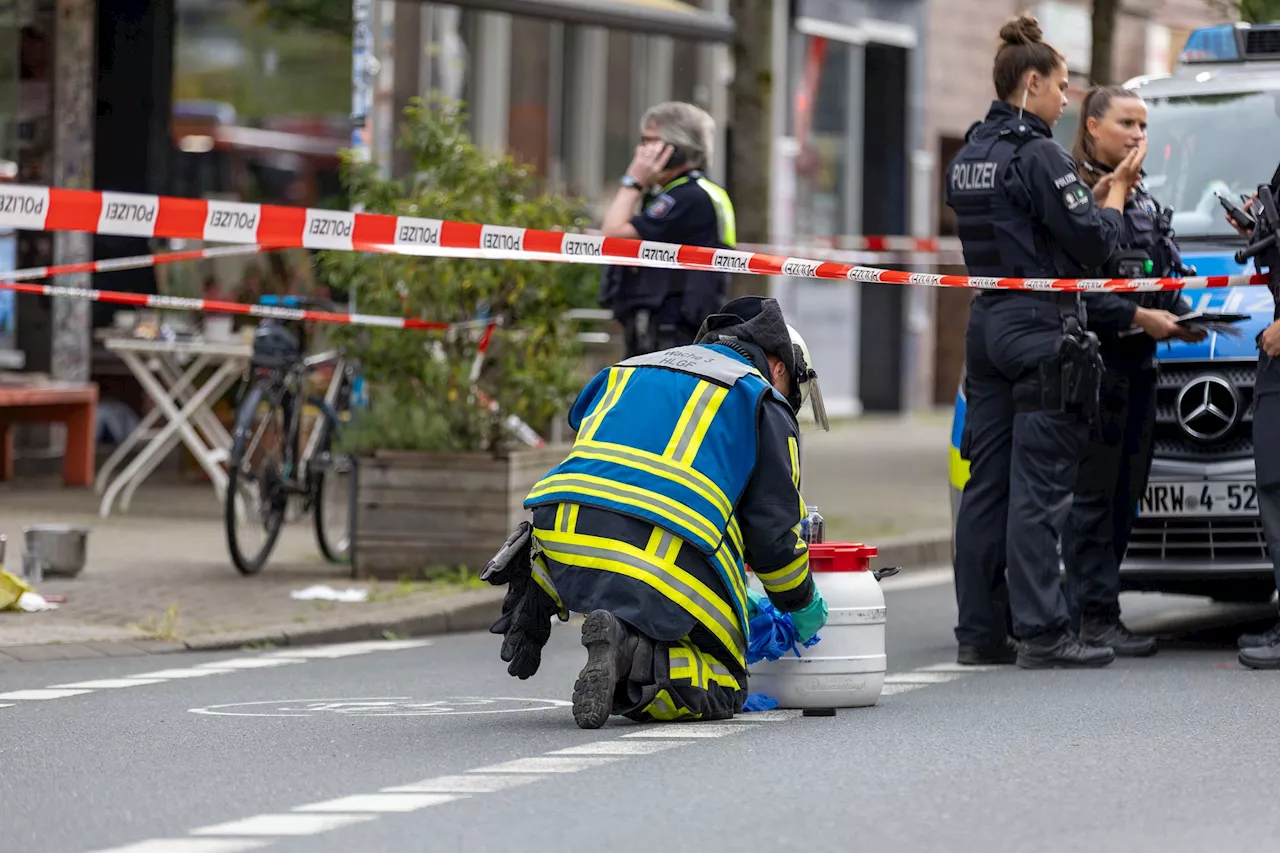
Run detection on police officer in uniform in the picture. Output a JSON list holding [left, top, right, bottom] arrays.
[[479, 296, 832, 727], [600, 101, 737, 357], [1062, 85, 1205, 658], [945, 14, 1183, 669], [1223, 179, 1280, 668]]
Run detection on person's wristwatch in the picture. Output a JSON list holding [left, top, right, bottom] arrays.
[[620, 175, 643, 191]]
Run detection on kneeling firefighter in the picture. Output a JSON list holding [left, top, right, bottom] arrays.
[[481, 296, 831, 729]]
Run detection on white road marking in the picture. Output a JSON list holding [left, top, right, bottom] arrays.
[[384, 774, 548, 793], [881, 683, 928, 695], [50, 678, 168, 689], [731, 709, 805, 722], [916, 662, 1002, 673], [468, 756, 622, 774], [0, 703, 14, 708], [879, 567, 953, 592], [294, 793, 465, 813], [0, 688, 93, 700], [884, 672, 962, 684], [621, 723, 756, 738], [86, 839, 270, 853], [131, 668, 234, 679], [547, 740, 687, 755], [190, 814, 377, 836], [194, 658, 305, 669], [265, 639, 432, 659]]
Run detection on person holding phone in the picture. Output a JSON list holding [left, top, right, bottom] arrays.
[[600, 102, 737, 356], [1060, 85, 1206, 659]]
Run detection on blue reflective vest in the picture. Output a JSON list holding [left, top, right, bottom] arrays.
[[525, 343, 786, 627]]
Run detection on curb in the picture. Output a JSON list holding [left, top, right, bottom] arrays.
[[870, 530, 953, 573], [0, 531, 953, 665], [0, 588, 507, 665]]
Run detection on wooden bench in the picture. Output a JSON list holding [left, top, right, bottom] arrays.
[[0, 381, 98, 487]]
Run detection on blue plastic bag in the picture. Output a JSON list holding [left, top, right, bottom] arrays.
[[744, 589, 820, 665]]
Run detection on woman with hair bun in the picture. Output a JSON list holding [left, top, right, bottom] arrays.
[[1061, 85, 1203, 659], [947, 13, 1183, 671]]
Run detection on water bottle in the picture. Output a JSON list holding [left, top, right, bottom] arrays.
[[805, 505, 825, 544]]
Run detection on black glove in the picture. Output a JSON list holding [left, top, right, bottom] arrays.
[[482, 522, 532, 638], [499, 580, 558, 680]]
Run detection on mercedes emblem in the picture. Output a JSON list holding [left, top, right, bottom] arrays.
[[1175, 375, 1240, 442]]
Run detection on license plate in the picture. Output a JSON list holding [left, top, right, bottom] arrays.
[[1139, 481, 1258, 517]]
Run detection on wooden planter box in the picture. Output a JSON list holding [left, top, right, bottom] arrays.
[[351, 445, 569, 579]]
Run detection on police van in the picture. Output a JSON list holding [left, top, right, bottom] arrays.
[[949, 22, 1280, 603]]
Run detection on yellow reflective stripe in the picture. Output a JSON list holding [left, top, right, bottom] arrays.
[[950, 445, 971, 490], [756, 550, 810, 594], [645, 527, 682, 563], [696, 177, 737, 247], [679, 385, 728, 466], [572, 439, 733, 519], [566, 503, 580, 533], [664, 381, 714, 459], [707, 660, 739, 690], [579, 367, 634, 442], [527, 473, 721, 548], [727, 517, 743, 556], [531, 554, 569, 620], [712, 540, 748, 618], [644, 688, 696, 721], [787, 436, 800, 488], [667, 645, 703, 688], [537, 529, 745, 666]]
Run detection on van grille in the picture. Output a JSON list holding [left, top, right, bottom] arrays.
[[1152, 362, 1253, 461], [1127, 516, 1268, 563]]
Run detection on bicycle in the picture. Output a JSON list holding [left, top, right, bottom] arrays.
[[223, 295, 363, 575]]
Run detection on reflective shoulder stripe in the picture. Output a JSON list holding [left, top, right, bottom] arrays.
[[664, 380, 729, 464], [536, 528, 745, 666], [617, 345, 757, 387], [662, 176, 691, 193], [578, 367, 634, 442], [695, 177, 737, 247]]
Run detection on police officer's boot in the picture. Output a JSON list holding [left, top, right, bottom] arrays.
[[572, 610, 640, 729], [1079, 611, 1158, 658], [1016, 630, 1116, 669], [1238, 620, 1280, 669], [957, 637, 1019, 666]]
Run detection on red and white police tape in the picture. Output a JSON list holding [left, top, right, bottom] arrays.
[[0, 182, 1265, 293]]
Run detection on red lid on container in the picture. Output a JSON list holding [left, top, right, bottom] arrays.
[[806, 542, 878, 572]]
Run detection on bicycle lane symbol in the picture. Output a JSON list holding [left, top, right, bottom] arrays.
[[188, 696, 573, 717]]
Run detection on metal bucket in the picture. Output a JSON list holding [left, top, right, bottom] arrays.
[[22, 525, 89, 579]]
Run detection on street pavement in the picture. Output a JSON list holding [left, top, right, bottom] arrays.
[[3, 569, 1280, 853], [0, 414, 953, 655]]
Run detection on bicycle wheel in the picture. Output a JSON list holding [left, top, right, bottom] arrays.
[[309, 394, 354, 564], [225, 381, 291, 575]]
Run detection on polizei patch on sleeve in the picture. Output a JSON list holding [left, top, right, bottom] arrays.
[[1062, 184, 1091, 214]]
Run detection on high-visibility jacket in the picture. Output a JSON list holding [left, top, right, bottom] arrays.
[[525, 343, 795, 648]]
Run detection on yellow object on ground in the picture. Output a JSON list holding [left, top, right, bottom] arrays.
[[0, 569, 34, 611]]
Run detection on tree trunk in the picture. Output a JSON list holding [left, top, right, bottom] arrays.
[[728, 0, 771, 300], [1090, 0, 1119, 85]]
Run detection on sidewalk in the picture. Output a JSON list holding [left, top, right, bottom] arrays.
[[0, 412, 954, 660]]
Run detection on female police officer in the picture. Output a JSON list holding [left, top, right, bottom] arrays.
[[947, 13, 1183, 669], [1061, 85, 1205, 659]]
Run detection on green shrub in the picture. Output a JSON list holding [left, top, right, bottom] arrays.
[[321, 96, 598, 455]]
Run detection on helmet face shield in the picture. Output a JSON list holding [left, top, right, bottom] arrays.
[[787, 323, 830, 432]]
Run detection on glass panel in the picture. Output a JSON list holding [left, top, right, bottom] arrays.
[[791, 34, 849, 240], [671, 37, 700, 106], [603, 30, 635, 184], [508, 15, 552, 181]]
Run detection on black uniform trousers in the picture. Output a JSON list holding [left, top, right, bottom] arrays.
[[1252, 351, 1280, 596], [1062, 362, 1158, 624], [953, 293, 1087, 646]]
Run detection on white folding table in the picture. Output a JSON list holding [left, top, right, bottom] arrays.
[[98, 337, 252, 517]]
